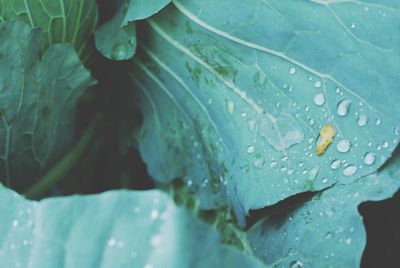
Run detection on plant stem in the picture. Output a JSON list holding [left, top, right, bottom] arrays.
[[24, 117, 99, 199]]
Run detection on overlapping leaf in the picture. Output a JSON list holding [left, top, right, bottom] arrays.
[[247, 154, 400, 267], [0, 186, 266, 268], [95, 0, 170, 60], [0, 0, 99, 60], [130, 0, 400, 224], [0, 21, 94, 189]]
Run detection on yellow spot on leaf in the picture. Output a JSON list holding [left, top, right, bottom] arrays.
[[316, 124, 334, 156]]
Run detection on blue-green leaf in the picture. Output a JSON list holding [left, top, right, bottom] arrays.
[[123, 0, 171, 22], [130, 0, 400, 224], [247, 154, 400, 267], [0, 21, 95, 189], [0, 0, 99, 60], [0, 187, 266, 268], [95, 0, 170, 60], [95, 1, 136, 61]]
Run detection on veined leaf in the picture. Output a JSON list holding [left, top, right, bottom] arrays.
[[130, 0, 400, 225], [0, 0, 99, 60], [95, 0, 170, 60], [0, 187, 266, 268], [0, 21, 95, 190], [123, 0, 171, 22], [247, 154, 400, 267]]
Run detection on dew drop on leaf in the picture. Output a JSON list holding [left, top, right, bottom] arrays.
[[314, 81, 322, 88], [150, 234, 162, 247], [270, 161, 277, 168], [394, 127, 400, 135], [363, 152, 376, 165], [252, 154, 265, 169], [290, 260, 304, 268], [325, 232, 334, 240], [336, 139, 351, 153], [112, 43, 127, 60], [150, 208, 159, 220], [330, 159, 341, 170], [337, 99, 351, 116], [313, 93, 325, 106], [107, 238, 116, 247], [248, 118, 256, 131], [289, 67, 296, 74], [226, 100, 235, 114], [246, 145, 255, 154], [357, 114, 368, 126], [343, 165, 358, 176]]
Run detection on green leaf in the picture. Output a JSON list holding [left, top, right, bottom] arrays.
[[247, 155, 400, 267], [95, 0, 170, 60], [0, 187, 266, 268], [123, 0, 171, 21], [0, 0, 99, 60], [129, 0, 400, 224], [95, 1, 136, 61], [0, 21, 95, 189]]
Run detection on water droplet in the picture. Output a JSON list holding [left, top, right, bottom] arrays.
[[350, 22, 356, 28], [394, 127, 400, 135], [150, 235, 162, 247], [343, 165, 358, 176], [375, 118, 381, 125], [357, 114, 368, 127], [325, 232, 334, 240], [322, 178, 329, 184], [337, 99, 351, 116], [314, 81, 322, 88], [325, 208, 335, 217], [270, 161, 277, 168], [226, 100, 235, 114], [363, 152, 376, 165], [336, 139, 351, 153], [247, 145, 255, 154], [12, 220, 18, 228], [313, 93, 325, 106], [248, 119, 256, 131], [112, 43, 128, 60], [290, 260, 304, 268], [108, 238, 117, 247], [253, 154, 265, 168], [344, 237, 352, 245], [382, 141, 389, 148], [150, 208, 159, 220], [289, 67, 296, 74], [330, 159, 341, 169]]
